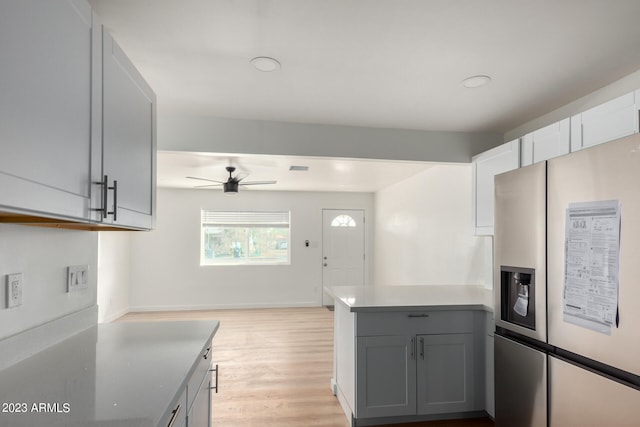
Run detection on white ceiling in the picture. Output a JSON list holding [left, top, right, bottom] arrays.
[[89, 0, 640, 191]]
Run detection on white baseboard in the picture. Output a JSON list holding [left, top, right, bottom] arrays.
[[128, 301, 321, 312], [98, 306, 130, 323]]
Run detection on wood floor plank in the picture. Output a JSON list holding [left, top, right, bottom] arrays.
[[117, 307, 493, 427]]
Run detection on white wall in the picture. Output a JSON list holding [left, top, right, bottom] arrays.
[[374, 164, 492, 287], [97, 232, 131, 323], [0, 224, 98, 340], [128, 188, 374, 311]]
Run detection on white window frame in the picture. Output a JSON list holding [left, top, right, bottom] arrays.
[[200, 210, 291, 266]]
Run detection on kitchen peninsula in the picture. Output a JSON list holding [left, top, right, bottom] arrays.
[[0, 320, 219, 427], [327, 285, 493, 426]]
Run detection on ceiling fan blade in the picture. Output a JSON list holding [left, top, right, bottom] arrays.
[[239, 180, 277, 186], [186, 176, 225, 184], [194, 183, 223, 188]]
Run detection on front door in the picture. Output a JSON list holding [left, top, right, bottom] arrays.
[[322, 209, 365, 305]]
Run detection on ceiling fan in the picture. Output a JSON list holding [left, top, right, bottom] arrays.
[[186, 166, 277, 194]]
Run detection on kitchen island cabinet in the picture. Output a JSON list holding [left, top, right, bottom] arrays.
[[0, 320, 219, 427], [327, 285, 492, 427]]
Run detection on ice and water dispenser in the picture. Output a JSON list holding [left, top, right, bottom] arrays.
[[500, 266, 536, 330]]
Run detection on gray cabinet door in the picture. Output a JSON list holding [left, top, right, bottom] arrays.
[[416, 333, 475, 415], [0, 0, 94, 220], [188, 377, 211, 427], [356, 335, 416, 418], [101, 30, 156, 229]]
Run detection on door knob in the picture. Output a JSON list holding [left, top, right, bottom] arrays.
[[323, 256, 327, 260], [323, 263, 328, 267]]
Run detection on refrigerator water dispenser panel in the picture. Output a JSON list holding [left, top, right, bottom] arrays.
[[501, 266, 536, 330]]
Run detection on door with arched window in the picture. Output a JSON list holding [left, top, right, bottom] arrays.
[[322, 209, 365, 305]]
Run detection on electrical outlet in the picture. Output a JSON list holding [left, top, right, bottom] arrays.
[[67, 265, 89, 293], [6, 273, 23, 308]]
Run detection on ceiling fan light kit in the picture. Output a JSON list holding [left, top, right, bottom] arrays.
[[223, 181, 239, 194]]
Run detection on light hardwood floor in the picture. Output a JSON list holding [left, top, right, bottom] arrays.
[[117, 307, 493, 427]]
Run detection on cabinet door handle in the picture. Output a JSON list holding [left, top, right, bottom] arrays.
[[407, 314, 429, 318], [419, 337, 425, 360], [166, 403, 182, 427], [410, 337, 415, 360], [108, 180, 118, 221], [92, 175, 109, 219], [203, 346, 211, 360], [209, 364, 219, 393], [92, 175, 118, 221]]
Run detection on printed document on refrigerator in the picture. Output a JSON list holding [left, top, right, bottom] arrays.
[[563, 200, 620, 334]]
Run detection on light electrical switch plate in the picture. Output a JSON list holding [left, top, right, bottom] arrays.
[[6, 273, 23, 308], [67, 265, 89, 293]]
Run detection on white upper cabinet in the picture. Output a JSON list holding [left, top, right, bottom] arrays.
[[571, 91, 640, 151], [96, 30, 156, 230], [0, 0, 95, 221], [521, 118, 570, 166], [472, 140, 520, 236]]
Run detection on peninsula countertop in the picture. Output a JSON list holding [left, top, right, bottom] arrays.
[[325, 284, 494, 312], [0, 319, 219, 427]]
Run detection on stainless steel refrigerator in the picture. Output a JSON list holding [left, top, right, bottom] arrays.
[[494, 134, 640, 427]]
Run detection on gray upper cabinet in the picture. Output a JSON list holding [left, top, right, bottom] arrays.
[[520, 118, 570, 167], [570, 91, 640, 152], [0, 0, 95, 221], [0, 0, 155, 229], [96, 30, 156, 230]]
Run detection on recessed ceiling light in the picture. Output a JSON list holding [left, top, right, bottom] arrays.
[[250, 56, 281, 72], [289, 165, 309, 171], [462, 75, 491, 88]]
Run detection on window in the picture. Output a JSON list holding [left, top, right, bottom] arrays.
[[201, 210, 290, 265], [331, 214, 356, 227]]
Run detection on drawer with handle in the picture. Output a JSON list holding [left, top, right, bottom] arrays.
[[356, 310, 474, 336], [187, 340, 213, 411]]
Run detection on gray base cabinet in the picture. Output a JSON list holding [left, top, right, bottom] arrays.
[[417, 333, 474, 415], [356, 332, 475, 419], [353, 310, 484, 422], [188, 375, 212, 427], [356, 335, 416, 418]]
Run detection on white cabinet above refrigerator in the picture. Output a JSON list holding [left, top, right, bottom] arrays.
[[471, 139, 520, 236], [570, 90, 640, 152]]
